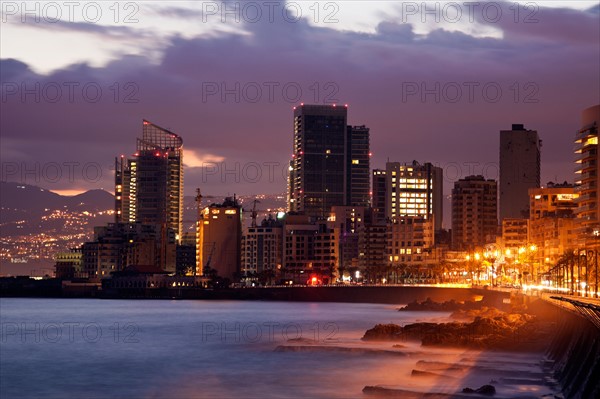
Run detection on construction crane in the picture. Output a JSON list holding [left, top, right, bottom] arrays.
[[204, 242, 216, 270], [195, 188, 203, 217], [250, 199, 260, 227], [181, 189, 217, 232]]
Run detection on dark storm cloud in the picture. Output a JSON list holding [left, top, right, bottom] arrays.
[[19, 17, 142, 36], [1, 1, 598, 195]]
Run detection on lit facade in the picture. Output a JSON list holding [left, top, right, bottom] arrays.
[[54, 248, 83, 279], [451, 175, 498, 250], [499, 124, 541, 222], [196, 198, 242, 280], [529, 183, 577, 267], [574, 104, 600, 238], [385, 161, 443, 231], [501, 218, 529, 251], [115, 120, 184, 241], [387, 216, 435, 267]]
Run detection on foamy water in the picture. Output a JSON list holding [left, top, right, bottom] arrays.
[[0, 298, 558, 398]]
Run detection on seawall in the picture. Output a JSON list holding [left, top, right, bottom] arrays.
[[543, 298, 600, 399]]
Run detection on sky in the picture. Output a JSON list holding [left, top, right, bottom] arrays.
[[1, 0, 599, 198]]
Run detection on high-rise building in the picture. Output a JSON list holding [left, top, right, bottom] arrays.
[[372, 169, 387, 224], [196, 197, 242, 280], [499, 124, 541, 221], [574, 104, 600, 236], [288, 104, 370, 218], [289, 104, 347, 217], [347, 125, 370, 207], [115, 120, 184, 241], [385, 161, 443, 231], [451, 175, 498, 250]]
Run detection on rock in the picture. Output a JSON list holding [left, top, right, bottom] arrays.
[[476, 385, 496, 395], [287, 337, 317, 344], [399, 298, 466, 312], [462, 385, 496, 395], [398, 297, 498, 312], [451, 306, 504, 321], [362, 323, 403, 341], [275, 345, 407, 356], [365, 310, 541, 350], [411, 369, 456, 379]]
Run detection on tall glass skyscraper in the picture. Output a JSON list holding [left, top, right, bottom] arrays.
[[115, 120, 184, 241], [347, 125, 371, 208], [288, 104, 370, 218]]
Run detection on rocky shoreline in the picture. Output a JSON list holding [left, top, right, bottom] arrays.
[[357, 296, 564, 397], [363, 296, 553, 351]]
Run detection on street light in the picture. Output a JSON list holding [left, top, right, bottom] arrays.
[[593, 229, 599, 298], [584, 250, 595, 298], [577, 250, 586, 297]]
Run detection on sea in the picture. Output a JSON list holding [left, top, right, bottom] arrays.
[[0, 298, 558, 398]]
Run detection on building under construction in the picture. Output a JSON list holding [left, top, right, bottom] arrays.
[[115, 119, 184, 242]]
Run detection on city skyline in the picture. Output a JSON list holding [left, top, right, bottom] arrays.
[[2, 3, 600, 399], [1, 2, 599, 197]]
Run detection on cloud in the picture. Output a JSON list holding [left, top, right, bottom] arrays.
[[184, 149, 226, 168], [1, 0, 598, 196]]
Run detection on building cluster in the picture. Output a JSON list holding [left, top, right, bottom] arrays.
[[55, 120, 204, 288], [55, 104, 600, 295]]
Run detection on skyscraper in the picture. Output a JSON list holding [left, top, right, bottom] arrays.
[[371, 169, 387, 224], [347, 125, 371, 207], [288, 104, 370, 218], [574, 104, 600, 236], [451, 175, 498, 250], [115, 120, 184, 241], [499, 124, 541, 222], [385, 161, 443, 231]]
